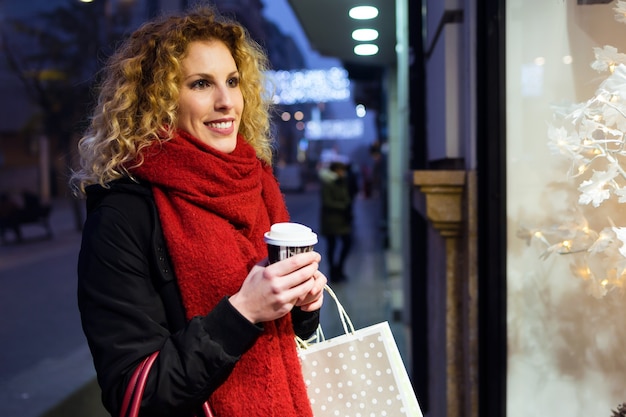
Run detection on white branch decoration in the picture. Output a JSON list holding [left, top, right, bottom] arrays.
[[521, 1, 626, 298]]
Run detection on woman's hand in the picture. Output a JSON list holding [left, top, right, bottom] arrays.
[[294, 268, 326, 312], [229, 251, 326, 324]]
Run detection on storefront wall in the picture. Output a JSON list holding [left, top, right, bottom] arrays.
[[506, 1, 626, 415]]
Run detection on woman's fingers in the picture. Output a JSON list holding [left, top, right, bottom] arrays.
[[295, 271, 327, 308], [265, 251, 321, 277], [298, 293, 324, 312]]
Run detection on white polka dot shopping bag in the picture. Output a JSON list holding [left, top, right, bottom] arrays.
[[296, 285, 423, 417]]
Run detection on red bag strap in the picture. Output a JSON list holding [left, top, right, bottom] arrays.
[[120, 350, 214, 417], [201, 400, 216, 417], [119, 351, 159, 417], [120, 352, 155, 417], [128, 351, 159, 417]]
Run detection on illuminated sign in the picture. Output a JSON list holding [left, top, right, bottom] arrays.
[[266, 67, 351, 104], [305, 119, 364, 140]]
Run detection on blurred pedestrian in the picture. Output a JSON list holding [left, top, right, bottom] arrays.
[[368, 142, 384, 198], [0, 192, 20, 242], [70, 5, 326, 417], [319, 161, 353, 282]]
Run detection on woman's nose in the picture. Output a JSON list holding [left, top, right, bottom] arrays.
[[214, 86, 234, 109]]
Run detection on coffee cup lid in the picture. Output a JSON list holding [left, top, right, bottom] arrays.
[[264, 222, 318, 246]]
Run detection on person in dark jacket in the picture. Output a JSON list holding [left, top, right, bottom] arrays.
[[70, 6, 326, 417], [319, 161, 354, 282]]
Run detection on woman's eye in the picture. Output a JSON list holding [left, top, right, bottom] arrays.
[[228, 77, 240, 87], [190, 79, 210, 89]]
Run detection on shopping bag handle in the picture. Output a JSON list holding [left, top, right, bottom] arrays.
[[296, 284, 355, 348], [323, 284, 355, 336]]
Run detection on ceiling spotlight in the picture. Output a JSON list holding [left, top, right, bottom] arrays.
[[354, 44, 379, 56], [349, 6, 379, 20], [352, 28, 379, 42]]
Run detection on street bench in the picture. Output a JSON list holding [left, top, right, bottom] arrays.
[[0, 191, 53, 243]]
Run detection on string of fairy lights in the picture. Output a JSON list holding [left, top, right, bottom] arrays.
[[518, 1, 626, 298]]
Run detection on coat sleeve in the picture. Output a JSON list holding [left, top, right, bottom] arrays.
[[77, 199, 262, 417], [291, 307, 320, 339]]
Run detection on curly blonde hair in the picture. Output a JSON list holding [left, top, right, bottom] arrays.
[[70, 5, 274, 196]]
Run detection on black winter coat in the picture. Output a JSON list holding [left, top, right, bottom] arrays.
[[77, 179, 319, 417]]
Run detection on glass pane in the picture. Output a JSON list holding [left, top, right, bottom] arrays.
[[506, 1, 626, 416]]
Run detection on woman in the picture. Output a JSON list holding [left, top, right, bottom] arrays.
[[71, 5, 326, 417]]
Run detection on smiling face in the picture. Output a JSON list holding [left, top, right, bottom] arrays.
[[176, 40, 243, 153]]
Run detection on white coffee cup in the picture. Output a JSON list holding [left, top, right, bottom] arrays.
[[264, 222, 318, 264]]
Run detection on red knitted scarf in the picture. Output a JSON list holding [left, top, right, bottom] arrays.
[[132, 131, 313, 417]]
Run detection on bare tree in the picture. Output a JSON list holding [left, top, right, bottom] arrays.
[[1, 1, 127, 231]]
